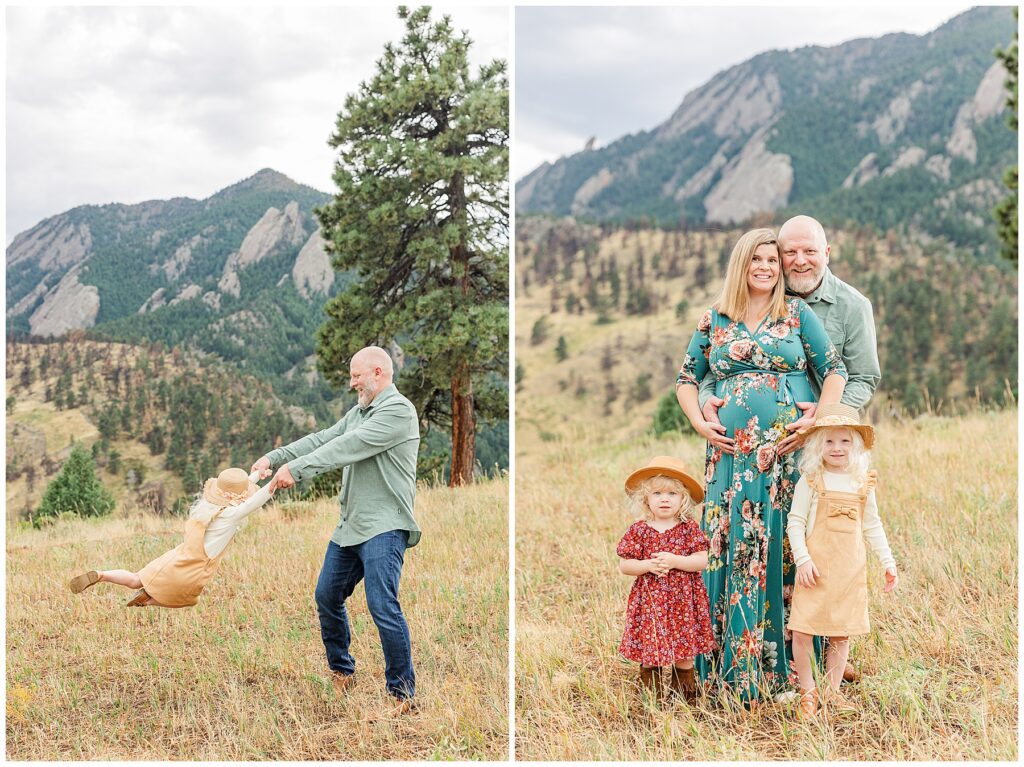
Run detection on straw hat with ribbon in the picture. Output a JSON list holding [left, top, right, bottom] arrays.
[[203, 467, 258, 506], [624, 456, 704, 503], [798, 402, 875, 449]]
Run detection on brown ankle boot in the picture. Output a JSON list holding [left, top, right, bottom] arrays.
[[669, 666, 697, 704], [797, 687, 819, 720], [638, 666, 665, 702]]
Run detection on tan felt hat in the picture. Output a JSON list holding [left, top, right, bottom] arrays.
[[203, 467, 258, 506], [798, 402, 875, 449], [624, 456, 704, 503]]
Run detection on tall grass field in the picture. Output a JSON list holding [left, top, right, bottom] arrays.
[[7, 477, 508, 760], [515, 411, 1016, 760]]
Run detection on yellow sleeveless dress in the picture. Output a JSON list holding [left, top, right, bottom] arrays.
[[787, 471, 877, 636], [137, 506, 229, 607]]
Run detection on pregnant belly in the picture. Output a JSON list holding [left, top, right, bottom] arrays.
[[718, 373, 808, 438]]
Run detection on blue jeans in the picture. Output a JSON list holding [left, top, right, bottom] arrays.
[[314, 531, 415, 699]]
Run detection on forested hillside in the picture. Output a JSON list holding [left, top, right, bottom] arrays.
[[516, 217, 1016, 421]]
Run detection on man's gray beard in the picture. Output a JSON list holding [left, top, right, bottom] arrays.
[[358, 384, 379, 408], [784, 268, 824, 296]]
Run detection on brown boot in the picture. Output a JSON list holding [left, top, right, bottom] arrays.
[[842, 661, 859, 683], [669, 666, 697, 704], [638, 666, 665, 703], [796, 687, 819, 720]]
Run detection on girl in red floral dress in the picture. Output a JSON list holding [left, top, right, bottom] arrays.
[[617, 456, 716, 704]]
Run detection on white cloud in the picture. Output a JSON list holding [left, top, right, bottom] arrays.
[[5, 5, 508, 243]]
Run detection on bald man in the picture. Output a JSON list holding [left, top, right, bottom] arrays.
[[253, 345, 421, 713]]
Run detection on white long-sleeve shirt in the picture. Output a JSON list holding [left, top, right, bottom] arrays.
[[787, 471, 896, 571], [195, 478, 274, 558]]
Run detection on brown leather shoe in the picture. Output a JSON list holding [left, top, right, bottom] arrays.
[[126, 588, 150, 607], [669, 666, 697, 704], [390, 697, 416, 716], [70, 570, 100, 594], [638, 666, 665, 703], [842, 662, 859, 683], [796, 687, 819, 720], [823, 688, 858, 717], [331, 671, 355, 695]]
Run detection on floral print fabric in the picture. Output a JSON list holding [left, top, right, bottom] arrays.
[[617, 519, 716, 666], [677, 298, 846, 702]]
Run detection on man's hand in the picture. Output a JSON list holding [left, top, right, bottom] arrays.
[[796, 560, 819, 589], [778, 401, 817, 456], [251, 455, 273, 480], [271, 464, 295, 490], [698, 396, 735, 454]]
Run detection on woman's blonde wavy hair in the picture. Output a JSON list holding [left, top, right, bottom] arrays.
[[714, 228, 788, 323], [627, 474, 702, 523]]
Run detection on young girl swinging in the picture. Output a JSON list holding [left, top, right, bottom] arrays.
[[69, 468, 275, 607], [787, 404, 898, 718]]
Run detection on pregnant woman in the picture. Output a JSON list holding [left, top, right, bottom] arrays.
[[675, 228, 847, 705]]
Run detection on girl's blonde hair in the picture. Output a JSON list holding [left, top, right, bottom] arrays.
[[714, 228, 788, 322], [798, 426, 871, 488], [628, 474, 701, 522]]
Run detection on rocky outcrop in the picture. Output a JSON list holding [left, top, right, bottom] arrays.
[[947, 61, 1007, 163], [292, 230, 334, 299], [202, 292, 221, 311], [169, 284, 202, 307], [658, 66, 782, 142], [882, 146, 927, 177], [28, 266, 100, 337], [571, 168, 614, 214], [872, 81, 925, 145], [842, 153, 879, 189], [671, 148, 729, 201], [704, 128, 793, 224], [924, 154, 952, 182], [7, 282, 49, 318], [218, 202, 306, 297], [138, 288, 167, 314], [162, 235, 201, 281], [6, 217, 92, 271]]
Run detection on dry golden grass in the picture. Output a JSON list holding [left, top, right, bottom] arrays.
[[514, 411, 1017, 760], [7, 477, 509, 760]]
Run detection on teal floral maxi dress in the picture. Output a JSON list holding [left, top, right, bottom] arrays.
[[676, 298, 846, 703]]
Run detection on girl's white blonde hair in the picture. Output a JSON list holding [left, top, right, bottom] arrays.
[[627, 474, 702, 522], [798, 426, 871, 488], [714, 228, 788, 322]]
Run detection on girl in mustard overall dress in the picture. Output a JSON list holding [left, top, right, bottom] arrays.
[[786, 404, 898, 718], [69, 468, 274, 607]]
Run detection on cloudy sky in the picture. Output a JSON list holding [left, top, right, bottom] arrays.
[[516, 4, 983, 181], [5, 5, 508, 243]]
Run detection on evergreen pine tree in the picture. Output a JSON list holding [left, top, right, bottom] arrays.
[[994, 10, 1018, 266], [34, 444, 115, 527], [314, 6, 508, 486]]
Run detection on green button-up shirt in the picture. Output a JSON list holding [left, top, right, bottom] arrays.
[[266, 384, 421, 548], [698, 268, 881, 410]]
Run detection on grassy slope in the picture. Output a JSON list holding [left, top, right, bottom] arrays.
[[514, 411, 1016, 760], [6, 477, 509, 760]]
